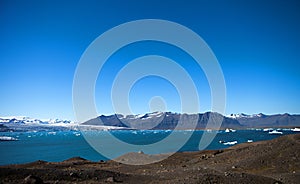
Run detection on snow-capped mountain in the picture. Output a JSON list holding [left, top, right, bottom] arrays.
[[84, 112, 300, 129], [1, 112, 299, 132], [0, 116, 75, 126], [0, 116, 78, 132], [226, 113, 266, 119], [227, 113, 300, 127], [84, 111, 242, 130]]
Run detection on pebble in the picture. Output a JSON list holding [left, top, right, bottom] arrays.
[[224, 172, 231, 177], [138, 150, 144, 154], [24, 175, 44, 184], [106, 176, 116, 182]]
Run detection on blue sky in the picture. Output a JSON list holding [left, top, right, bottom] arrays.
[[0, 0, 300, 120]]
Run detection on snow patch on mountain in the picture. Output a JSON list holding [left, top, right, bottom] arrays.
[[118, 112, 164, 120], [227, 113, 267, 119], [226, 113, 250, 119]]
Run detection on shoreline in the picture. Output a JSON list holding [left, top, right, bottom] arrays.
[[1, 128, 300, 166], [1, 133, 299, 183]]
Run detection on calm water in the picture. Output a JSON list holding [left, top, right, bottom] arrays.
[[0, 129, 299, 165]]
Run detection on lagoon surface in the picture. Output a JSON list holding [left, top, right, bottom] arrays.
[[0, 129, 299, 165]]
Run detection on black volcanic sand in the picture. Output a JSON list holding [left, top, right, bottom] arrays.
[[0, 134, 299, 184]]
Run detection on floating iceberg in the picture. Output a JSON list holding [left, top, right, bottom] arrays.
[[291, 128, 300, 132], [0, 136, 18, 141], [268, 130, 283, 134], [223, 141, 238, 145], [225, 128, 236, 133]]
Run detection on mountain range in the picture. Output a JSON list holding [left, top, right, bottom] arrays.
[[83, 112, 300, 129], [227, 113, 300, 127], [0, 116, 74, 125], [1, 112, 300, 131], [0, 116, 76, 132]]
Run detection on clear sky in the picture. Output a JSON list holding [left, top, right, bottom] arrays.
[[0, 0, 300, 120]]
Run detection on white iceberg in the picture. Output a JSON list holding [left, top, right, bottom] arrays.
[[0, 136, 18, 141], [291, 128, 300, 132], [223, 141, 238, 145], [225, 128, 236, 133], [268, 130, 283, 134]]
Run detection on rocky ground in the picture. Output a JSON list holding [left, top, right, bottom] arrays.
[[0, 133, 299, 184]]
